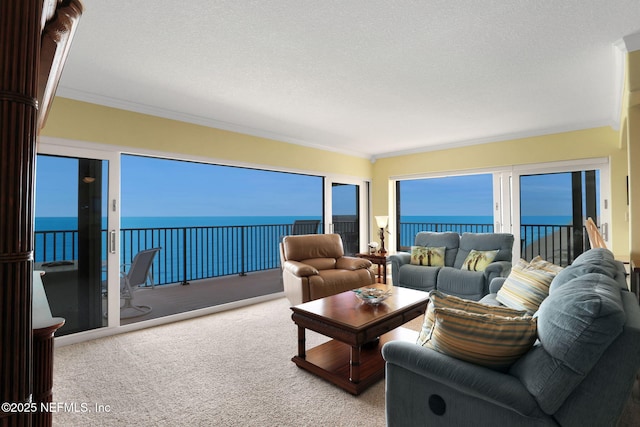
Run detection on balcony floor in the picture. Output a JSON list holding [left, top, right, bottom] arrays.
[[120, 268, 284, 325]]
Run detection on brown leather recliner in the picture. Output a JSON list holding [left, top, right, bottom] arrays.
[[280, 234, 375, 305]]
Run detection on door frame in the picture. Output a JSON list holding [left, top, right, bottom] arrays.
[[37, 137, 121, 329], [324, 175, 370, 254], [510, 157, 610, 260], [388, 157, 610, 262]]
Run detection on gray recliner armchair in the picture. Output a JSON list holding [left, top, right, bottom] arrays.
[[389, 232, 514, 301], [382, 248, 640, 426]]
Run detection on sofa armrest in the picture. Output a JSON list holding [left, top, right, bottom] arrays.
[[484, 260, 511, 277], [283, 260, 318, 277], [388, 252, 411, 287], [388, 252, 411, 267], [336, 256, 372, 271], [489, 277, 507, 294], [382, 341, 541, 417]]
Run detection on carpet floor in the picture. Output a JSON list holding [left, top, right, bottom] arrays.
[[52, 295, 640, 426], [53, 297, 422, 426]]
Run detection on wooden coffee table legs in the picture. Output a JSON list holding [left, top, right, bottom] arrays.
[[292, 325, 416, 395], [290, 286, 428, 394], [350, 345, 361, 383], [297, 325, 306, 358]]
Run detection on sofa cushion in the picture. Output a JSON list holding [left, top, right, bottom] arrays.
[[418, 290, 528, 345], [421, 307, 537, 371], [398, 264, 440, 291], [496, 258, 559, 314], [282, 233, 344, 260], [436, 267, 488, 300], [453, 232, 514, 269], [571, 247, 616, 265], [509, 272, 626, 414], [549, 248, 622, 293], [308, 269, 374, 300], [414, 232, 460, 267], [301, 257, 337, 271], [410, 246, 445, 267], [461, 249, 498, 271]]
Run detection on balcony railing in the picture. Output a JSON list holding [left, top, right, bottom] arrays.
[[35, 220, 590, 286], [398, 221, 589, 267], [34, 221, 356, 286]]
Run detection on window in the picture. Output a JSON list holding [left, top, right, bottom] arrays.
[[396, 174, 494, 249], [393, 159, 609, 265]]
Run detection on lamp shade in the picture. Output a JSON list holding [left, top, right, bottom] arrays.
[[375, 215, 389, 228]]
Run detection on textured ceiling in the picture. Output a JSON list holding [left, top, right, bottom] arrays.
[[57, 1, 640, 159]]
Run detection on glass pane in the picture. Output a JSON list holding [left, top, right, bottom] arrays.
[[332, 183, 359, 256], [119, 154, 322, 324], [397, 174, 494, 249], [34, 155, 108, 335], [520, 171, 599, 266]]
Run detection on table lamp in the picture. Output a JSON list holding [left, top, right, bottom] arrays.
[[375, 215, 388, 254]]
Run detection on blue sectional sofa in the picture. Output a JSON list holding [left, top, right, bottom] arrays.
[[388, 231, 514, 301], [382, 248, 640, 426]]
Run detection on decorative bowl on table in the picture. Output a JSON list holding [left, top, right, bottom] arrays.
[[353, 287, 392, 305]]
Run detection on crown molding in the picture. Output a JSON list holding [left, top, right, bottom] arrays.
[[371, 119, 616, 161], [54, 86, 371, 159], [615, 32, 640, 53]]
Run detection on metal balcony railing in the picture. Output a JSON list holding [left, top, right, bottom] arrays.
[[398, 221, 590, 267], [33, 220, 357, 286], [34, 220, 591, 286]]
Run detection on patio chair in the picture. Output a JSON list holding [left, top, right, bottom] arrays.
[[291, 219, 320, 235], [120, 247, 160, 318]]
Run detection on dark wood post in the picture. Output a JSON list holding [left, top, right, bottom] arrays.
[[0, 2, 42, 425], [1, 2, 82, 426]]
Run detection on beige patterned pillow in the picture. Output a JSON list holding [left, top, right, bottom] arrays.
[[410, 246, 446, 267], [496, 258, 561, 314], [417, 290, 528, 345], [529, 256, 564, 274], [461, 249, 499, 271], [422, 307, 537, 370]]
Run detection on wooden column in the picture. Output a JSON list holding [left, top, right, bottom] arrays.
[[0, 2, 42, 426], [1, 1, 82, 426]]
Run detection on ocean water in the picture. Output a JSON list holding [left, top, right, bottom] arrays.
[[34, 216, 324, 279], [401, 215, 572, 226], [34, 215, 574, 282], [35, 215, 323, 231], [35, 214, 573, 231]]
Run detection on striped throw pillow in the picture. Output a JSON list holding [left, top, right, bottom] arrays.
[[496, 258, 559, 314], [417, 290, 528, 345], [423, 307, 537, 370], [530, 256, 564, 274]]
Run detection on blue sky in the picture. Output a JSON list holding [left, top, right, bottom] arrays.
[[400, 174, 494, 216], [36, 154, 597, 220], [121, 155, 324, 217], [35, 156, 79, 217], [400, 172, 598, 219], [36, 155, 326, 217]]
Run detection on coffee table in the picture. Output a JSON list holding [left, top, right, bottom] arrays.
[[290, 285, 429, 395]]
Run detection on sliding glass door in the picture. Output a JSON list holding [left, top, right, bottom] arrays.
[[325, 178, 368, 256], [515, 163, 606, 266], [395, 174, 496, 249], [393, 159, 609, 265], [330, 182, 361, 255], [35, 140, 120, 335], [35, 154, 112, 335]]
